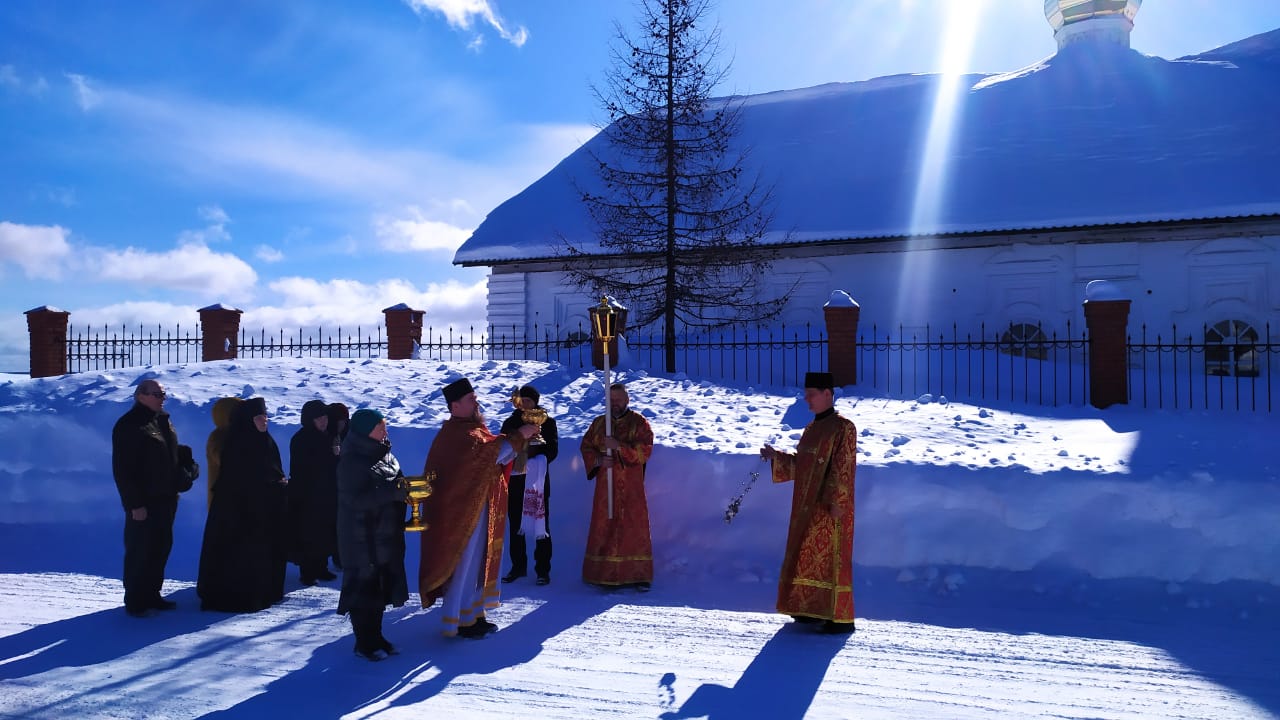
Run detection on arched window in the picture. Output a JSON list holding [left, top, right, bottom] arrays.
[[999, 322, 1049, 360], [1205, 319, 1259, 377], [563, 329, 591, 349]]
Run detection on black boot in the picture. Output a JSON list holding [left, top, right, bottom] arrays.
[[351, 609, 388, 660]]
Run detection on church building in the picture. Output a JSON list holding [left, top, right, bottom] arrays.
[[454, 1, 1280, 374]]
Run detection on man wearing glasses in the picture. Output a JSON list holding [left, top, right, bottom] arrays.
[[111, 379, 198, 617]]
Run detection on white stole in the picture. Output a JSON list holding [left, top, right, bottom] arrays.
[[520, 454, 549, 539]]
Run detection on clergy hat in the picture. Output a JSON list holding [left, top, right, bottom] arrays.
[[804, 372, 834, 390], [350, 408, 384, 437], [518, 384, 540, 403], [443, 377, 475, 404], [245, 396, 268, 417]]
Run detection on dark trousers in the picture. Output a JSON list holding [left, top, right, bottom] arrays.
[[506, 473, 552, 578], [122, 496, 177, 611], [349, 606, 386, 652]]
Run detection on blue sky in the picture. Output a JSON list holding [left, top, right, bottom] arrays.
[[2, 0, 1279, 370]]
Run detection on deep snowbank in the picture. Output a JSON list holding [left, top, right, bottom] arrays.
[[0, 357, 1275, 588]]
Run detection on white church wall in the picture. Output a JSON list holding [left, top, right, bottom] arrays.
[[489, 226, 1280, 352]]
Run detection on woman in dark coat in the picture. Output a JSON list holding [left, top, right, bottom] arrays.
[[327, 403, 350, 452], [327, 402, 350, 570], [337, 408, 409, 662], [289, 399, 339, 585], [197, 397, 289, 612]]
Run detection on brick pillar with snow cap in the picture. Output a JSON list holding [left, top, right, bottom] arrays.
[[1082, 280, 1131, 409], [384, 303, 425, 360], [25, 306, 70, 378], [199, 304, 243, 362], [823, 290, 860, 387]]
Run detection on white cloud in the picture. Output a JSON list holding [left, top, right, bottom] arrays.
[[198, 204, 230, 225], [374, 207, 473, 253], [65, 72, 101, 110], [86, 242, 257, 300], [39, 77, 594, 229], [255, 245, 285, 263], [0, 222, 72, 279], [71, 300, 204, 330], [34, 185, 77, 207], [0, 314, 31, 373], [261, 275, 487, 331], [175, 205, 232, 245], [404, 0, 528, 47], [0, 65, 48, 96], [96, 88, 438, 203]]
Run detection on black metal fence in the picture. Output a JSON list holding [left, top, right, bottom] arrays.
[[417, 323, 594, 367], [1128, 323, 1279, 412], [628, 323, 827, 388], [59, 319, 1279, 411], [237, 327, 387, 360], [855, 322, 1090, 407], [66, 323, 201, 373]]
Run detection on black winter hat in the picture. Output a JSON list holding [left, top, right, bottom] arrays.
[[518, 384, 540, 403], [301, 399, 328, 425]]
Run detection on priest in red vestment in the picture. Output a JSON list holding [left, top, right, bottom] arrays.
[[419, 378, 537, 638], [760, 371, 858, 634], [580, 382, 655, 590]]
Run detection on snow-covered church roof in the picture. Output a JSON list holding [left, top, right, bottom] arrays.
[[455, 26, 1280, 266]]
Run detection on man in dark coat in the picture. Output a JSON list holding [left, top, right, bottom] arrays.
[[336, 409, 409, 661], [197, 397, 288, 613], [290, 399, 339, 585], [112, 379, 198, 617], [501, 384, 558, 585]]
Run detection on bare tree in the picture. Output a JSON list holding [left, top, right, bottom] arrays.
[[563, 0, 791, 372]]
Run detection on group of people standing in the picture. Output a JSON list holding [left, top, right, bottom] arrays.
[[110, 369, 856, 661], [195, 397, 350, 613]]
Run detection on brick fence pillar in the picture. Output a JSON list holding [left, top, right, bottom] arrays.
[[25, 306, 70, 378], [823, 291, 860, 386], [1082, 281, 1131, 409], [383, 303, 425, 360], [199, 304, 243, 361]]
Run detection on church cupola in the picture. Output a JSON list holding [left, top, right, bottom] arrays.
[[1044, 0, 1142, 50]]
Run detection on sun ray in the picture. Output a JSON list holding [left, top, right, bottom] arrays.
[[894, 0, 990, 330]]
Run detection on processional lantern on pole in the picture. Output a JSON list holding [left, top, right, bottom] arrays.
[[589, 295, 622, 519]]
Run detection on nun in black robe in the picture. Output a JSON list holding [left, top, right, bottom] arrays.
[[197, 397, 289, 612]]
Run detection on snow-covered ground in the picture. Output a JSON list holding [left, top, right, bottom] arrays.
[[1, 357, 1278, 718]]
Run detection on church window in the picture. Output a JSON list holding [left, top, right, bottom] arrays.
[[1205, 319, 1259, 377], [999, 323, 1049, 360], [563, 329, 591, 348]]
